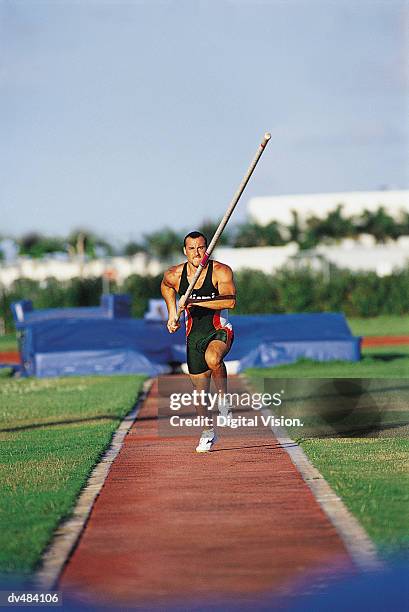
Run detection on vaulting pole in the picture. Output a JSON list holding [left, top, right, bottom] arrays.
[[175, 132, 271, 323]]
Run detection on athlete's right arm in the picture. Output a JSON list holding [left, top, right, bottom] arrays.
[[161, 267, 181, 334]]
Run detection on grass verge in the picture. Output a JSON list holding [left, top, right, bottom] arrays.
[[246, 347, 409, 379], [0, 334, 18, 352], [0, 374, 146, 575], [246, 355, 409, 553], [301, 437, 409, 554], [347, 315, 409, 337]]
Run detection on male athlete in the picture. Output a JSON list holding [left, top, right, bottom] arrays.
[[161, 231, 236, 453]]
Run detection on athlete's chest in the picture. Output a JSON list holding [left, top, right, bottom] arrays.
[[181, 266, 218, 300], [185, 271, 215, 288]]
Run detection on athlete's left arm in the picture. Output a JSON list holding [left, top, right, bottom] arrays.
[[187, 264, 236, 310]]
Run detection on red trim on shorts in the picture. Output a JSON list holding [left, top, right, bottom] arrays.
[[212, 312, 234, 347]]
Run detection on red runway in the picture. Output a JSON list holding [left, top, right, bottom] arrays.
[[59, 375, 352, 608], [361, 335, 409, 347], [0, 351, 20, 364]]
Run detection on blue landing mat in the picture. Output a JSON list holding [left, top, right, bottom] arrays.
[[20, 312, 360, 378]]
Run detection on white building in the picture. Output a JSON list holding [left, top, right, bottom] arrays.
[[314, 238, 409, 277], [214, 237, 409, 277], [0, 253, 163, 290], [214, 244, 298, 274], [248, 190, 409, 226]]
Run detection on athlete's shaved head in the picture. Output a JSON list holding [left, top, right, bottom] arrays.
[[183, 231, 208, 248]]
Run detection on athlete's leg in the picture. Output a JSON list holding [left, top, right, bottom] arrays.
[[205, 339, 230, 394], [189, 370, 217, 451], [204, 339, 234, 424], [188, 370, 212, 420]]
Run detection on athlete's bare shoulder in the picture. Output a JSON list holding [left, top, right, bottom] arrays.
[[212, 260, 234, 280], [162, 263, 184, 288]]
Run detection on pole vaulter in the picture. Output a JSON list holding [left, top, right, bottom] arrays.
[[174, 132, 271, 324]]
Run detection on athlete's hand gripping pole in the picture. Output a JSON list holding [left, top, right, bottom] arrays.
[[174, 132, 271, 324]]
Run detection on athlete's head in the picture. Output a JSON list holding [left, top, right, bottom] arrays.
[[183, 231, 208, 267]]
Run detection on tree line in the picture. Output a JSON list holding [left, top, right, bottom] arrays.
[[2, 267, 409, 333], [1, 205, 409, 262]]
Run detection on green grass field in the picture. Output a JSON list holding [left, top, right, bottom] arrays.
[[246, 344, 409, 379], [247, 379, 409, 553], [246, 315, 409, 554], [348, 315, 409, 337], [302, 438, 409, 553], [247, 339, 409, 554], [0, 374, 145, 575], [0, 334, 18, 352], [247, 353, 409, 379]]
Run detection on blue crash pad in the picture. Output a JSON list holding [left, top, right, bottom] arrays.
[[11, 294, 131, 330], [20, 312, 360, 378]]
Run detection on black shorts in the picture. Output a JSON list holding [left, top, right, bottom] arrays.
[[187, 328, 234, 375]]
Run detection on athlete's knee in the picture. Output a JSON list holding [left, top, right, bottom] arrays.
[[206, 352, 224, 370]]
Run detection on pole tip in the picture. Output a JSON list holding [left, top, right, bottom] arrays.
[[264, 132, 271, 141]]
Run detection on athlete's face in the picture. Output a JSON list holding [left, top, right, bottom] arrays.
[[184, 237, 207, 267]]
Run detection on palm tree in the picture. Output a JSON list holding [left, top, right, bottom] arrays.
[[123, 241, 146, 256], [18, 233, 66, 258], [67, 230, 114, 259], [233, 221, 285, 247], [357, 207, 400, 242]]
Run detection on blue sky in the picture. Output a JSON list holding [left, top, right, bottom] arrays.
[[1, 0, 408, 244]]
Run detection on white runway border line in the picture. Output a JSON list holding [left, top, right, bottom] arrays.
[[269, 419, 383, 571], [34, 378, 153, 590], [238, 375, 383, 572]]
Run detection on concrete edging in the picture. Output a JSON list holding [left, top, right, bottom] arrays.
[[34, 378, 153, 590], [268, 418, 383, 571], [239, 375, 382, 571]]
